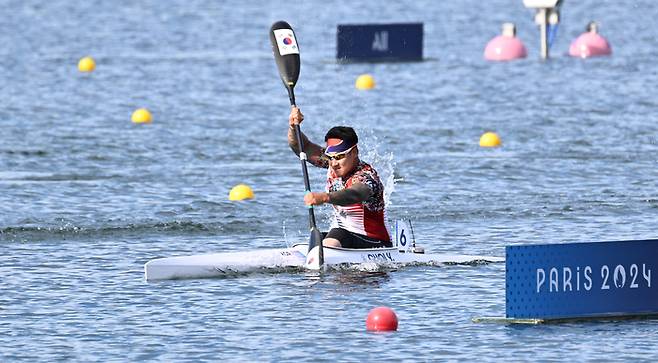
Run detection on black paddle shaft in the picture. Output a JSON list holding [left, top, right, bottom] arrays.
[[293, 123, 319, 228], [270, 21, 323, 266]]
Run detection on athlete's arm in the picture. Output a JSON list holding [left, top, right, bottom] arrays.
[[304, 183, 372, 206], [287, 107, 327, 167], [328, 183, 372, 205]]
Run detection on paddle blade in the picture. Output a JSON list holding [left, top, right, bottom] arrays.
[[270, 21, 300, 90], [305, 245, 320, 270], [304, 227, 324, 269]]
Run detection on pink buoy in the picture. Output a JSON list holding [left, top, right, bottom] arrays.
[[484, 23, 527, 62], [569, 21, 611, 58]]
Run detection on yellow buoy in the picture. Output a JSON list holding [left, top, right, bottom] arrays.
[[78, 56, 96, 73], [229, 184, 254, 201], [479, 132, 502, 147], [131, 108, 153, 124], [355, 74, 376, 90]]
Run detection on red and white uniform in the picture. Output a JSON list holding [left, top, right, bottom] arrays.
[[326, 161, 390, 242]]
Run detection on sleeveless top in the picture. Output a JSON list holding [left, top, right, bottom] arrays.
[[325, 161, 390, 242]]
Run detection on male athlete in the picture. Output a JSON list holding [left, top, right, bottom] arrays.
[[287, 106, 391, 249]]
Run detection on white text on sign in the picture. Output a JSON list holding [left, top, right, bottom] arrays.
[[536, 264, 652, 293], [372, 31, 389, 51]]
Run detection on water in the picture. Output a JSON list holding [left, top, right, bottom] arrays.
[[2, 0, 658, 361]]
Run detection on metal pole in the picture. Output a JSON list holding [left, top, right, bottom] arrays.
[[539, 8, 548, 59]]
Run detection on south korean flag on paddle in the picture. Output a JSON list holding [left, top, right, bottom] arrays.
[[273, 29, 299, 56]]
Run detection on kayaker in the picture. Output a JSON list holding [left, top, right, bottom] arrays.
[[287, 106, 391, 249]]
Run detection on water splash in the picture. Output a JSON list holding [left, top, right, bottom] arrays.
[[359, 129, 398, 236], [282, 220, 289, 248], [358, 129, 397, 208]]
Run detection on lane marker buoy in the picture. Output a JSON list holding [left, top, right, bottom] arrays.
[[131, 108, 153, 124], [78, 56, 96, 73], [355, 74, 376, 90], [479, 132, 502, 148], [229, 184, 255, 201]]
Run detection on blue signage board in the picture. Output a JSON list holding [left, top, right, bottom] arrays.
[[336, 23, 423, 62], [506, 239, 658, 320]]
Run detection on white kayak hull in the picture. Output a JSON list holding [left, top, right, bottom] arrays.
[[144, 243, 504, 281]]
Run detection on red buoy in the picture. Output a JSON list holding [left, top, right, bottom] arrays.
[[366, 306, 398, 331]]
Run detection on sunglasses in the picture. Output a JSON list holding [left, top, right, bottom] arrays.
[[324, 145, 356, 161]]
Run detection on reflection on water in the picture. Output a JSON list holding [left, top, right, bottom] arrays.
[[326, 270, 391, 288], [300, 268, 392, 291]]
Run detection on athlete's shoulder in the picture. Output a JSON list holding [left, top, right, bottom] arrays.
[[355, 161, 380, 178], [350, 161, 382, 189]]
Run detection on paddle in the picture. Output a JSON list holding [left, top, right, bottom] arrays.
[[270, 21, 324, 269]]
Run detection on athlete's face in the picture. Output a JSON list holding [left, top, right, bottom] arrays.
[[328, 146, 358, 178]]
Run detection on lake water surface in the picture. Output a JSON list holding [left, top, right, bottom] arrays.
[[2, 0, 658, 361]]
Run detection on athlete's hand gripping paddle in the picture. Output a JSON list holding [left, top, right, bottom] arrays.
[[270, 21, 324, 269]]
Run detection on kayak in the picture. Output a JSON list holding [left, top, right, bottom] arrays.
[[144, 243, 503, 281]]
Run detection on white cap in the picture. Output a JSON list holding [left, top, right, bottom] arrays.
[[502, 23, 516, 37]]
